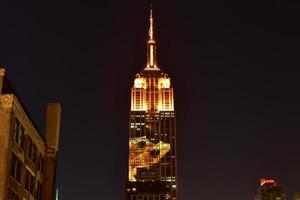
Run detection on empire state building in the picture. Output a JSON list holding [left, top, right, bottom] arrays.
[[126, 8, 178, 200]]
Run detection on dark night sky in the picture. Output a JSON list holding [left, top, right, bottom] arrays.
[[1, 1, 299, 199]]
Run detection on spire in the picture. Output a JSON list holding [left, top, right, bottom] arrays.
[[149, 5, 154, 40], [145, 5, 159, 70]]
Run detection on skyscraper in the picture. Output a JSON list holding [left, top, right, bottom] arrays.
[[254, 179, 287, 200], [125, 7, 178, 200]]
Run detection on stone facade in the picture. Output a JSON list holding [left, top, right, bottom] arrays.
[[0, 68, 61, 200]]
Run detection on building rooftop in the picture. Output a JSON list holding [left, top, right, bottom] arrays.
[[1, 69, 45, 141]]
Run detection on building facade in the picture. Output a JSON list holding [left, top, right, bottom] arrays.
[[0, 68, 61, 200], [254, 179, 287, 200], [126, 8, 177, 200]]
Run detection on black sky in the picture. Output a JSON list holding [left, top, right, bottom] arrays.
[[0, 0, 300, 200]]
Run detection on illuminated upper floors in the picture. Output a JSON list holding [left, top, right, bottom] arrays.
[[131, 72, 174, 113]]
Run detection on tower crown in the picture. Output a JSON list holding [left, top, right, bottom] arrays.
[[260, 178, 276, 186], [145, 6, 159, 70]]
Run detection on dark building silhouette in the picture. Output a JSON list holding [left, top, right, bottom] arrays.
[[125, 8, 178, 200], [254, 179, 287, 200], [294, 192, 300, 200]]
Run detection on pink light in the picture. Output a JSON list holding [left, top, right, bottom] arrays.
[[260, 178, 276, 186]]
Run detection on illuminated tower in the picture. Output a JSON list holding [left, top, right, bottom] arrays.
[[126, 7, 178, 200], [254, 179, 287, 200]]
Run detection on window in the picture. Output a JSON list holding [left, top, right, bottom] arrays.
[[8, 189, 19, 200], [27, 138, 37, 163], [13, 118, 25, 149], [13, 118, 20, 143], [36, 182, 43, 200], [25, 169, 35, 194], [38, 155, 44, 173], [10, 154, 22, 183]]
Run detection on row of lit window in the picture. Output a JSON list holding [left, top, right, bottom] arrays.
[[129, 194, 170, 200], [131, 114, 174, 119], [131, 115, 146, 117]]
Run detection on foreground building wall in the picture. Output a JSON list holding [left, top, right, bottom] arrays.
[[0, 68, 61, 200], [44, 103, 61, 200], [0, 69, 12, 199]]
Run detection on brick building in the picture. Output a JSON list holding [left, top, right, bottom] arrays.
[[0, 68, 61, 200]]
